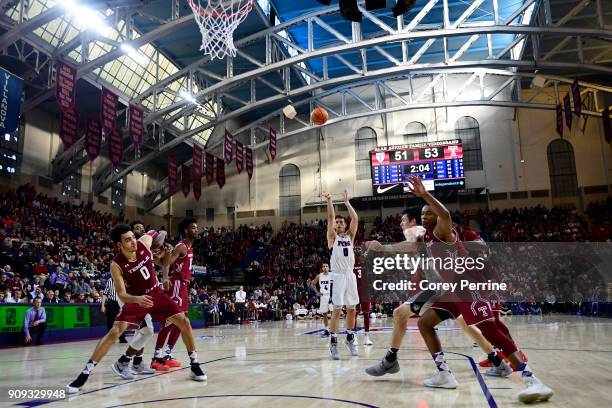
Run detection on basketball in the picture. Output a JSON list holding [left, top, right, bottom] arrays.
[[311, 107, 329, 125]]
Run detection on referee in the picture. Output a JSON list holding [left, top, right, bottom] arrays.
[[101, 276, 127, 343]]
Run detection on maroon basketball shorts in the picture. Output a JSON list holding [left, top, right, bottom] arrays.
[[431, 299, 495, 326], [115, 286, 182, 327], [168, 279, 190, 312]]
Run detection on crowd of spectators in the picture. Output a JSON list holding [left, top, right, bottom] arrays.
[[0, 182, 609, 322]]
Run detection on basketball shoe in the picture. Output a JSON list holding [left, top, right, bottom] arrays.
[[190, 363, 207, 382], [111, 361, 134, 380], [330, 341, 340, 360], [150, 358, 170, 371], [365, 357, 400, 376], [163, 354, 182, 367], [344, 338, 358, 356], [518, 375, 554, 403], [424, 370, 459, 389], [364, 333, 373, 346]]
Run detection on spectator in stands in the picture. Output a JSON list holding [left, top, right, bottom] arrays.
[[62, 292, 73, 303], [43, 290, 58, 304], [0, 274, 8, 291], [0, 292, 4, 302], [4, 289, 15, 302], [13, 289, 26, 303], [23, 298, 46, 346], [33, 259, 49, 285]]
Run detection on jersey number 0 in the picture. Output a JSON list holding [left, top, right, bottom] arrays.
[[139, 266, 150, 280]]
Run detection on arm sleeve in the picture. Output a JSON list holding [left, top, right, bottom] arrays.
[[40, 308, 46, 323]]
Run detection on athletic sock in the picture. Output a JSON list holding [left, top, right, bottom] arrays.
[[164, 345, 174, 358], [154, 348, 163, 359], [487, 351, 503, 367], [433, 352, 449, 372], [385, 348, 398, 363], [516, 363, 533, 377], [82, 359, 97, 375], [346, 329, 354, 342], [330, 333, 338, 344], [188, 351, 199, 364], [118, 354, 132, 364], [133, 355, 143, 366]]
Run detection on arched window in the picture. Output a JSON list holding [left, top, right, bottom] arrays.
[[355, 127, 377, 180], [454, 116, 483, 171], [404, 121, 427, 144], [279, 164, 301, 216], [547, 139, 578, 197]]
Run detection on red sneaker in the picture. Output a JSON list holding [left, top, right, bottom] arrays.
[[478, 351, 508, 368], [163, 356, 182, 368], [151, 359, 169, 371]]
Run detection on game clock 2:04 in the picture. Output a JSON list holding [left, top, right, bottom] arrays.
[[405, 163, 432, 174], [391, 147, 442, 162]]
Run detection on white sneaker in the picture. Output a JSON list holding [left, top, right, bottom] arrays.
[[353, 335, 359, 346], [424, 370, 458, 389], [111, 362, 135, 380], [132, 363, 156, 375], [518, 375, 554, 403], [364, 334, 373, 346], [65, 385, 80, 394], [344, 338, 358, 356], [485, 360, 513, 377]]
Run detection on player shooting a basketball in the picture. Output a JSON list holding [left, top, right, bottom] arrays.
[[65, 224, 206, 394], [323, 190, 360, 360]]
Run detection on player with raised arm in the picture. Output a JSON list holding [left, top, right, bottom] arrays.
[[310, 262, 332, 337], [65, 224, 206, 394], [323, 190, 359, 360], [408, 176, 553, 403], [151, 218, 198, 370]]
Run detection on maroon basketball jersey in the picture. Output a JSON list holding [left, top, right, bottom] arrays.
[[353, 263, 370, 302], [113, 240, 158, 295], [171, 240, 193, 282], [423, 228, 469, 283]]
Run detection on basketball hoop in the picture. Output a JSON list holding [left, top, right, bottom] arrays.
[[187, 0, 255, 60]]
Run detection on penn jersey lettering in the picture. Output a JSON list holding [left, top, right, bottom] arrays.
[[113, 240, 158, 295], [319, 273, 331, 295], [171, 240, 193, 281], [330, 234, 355, 273]]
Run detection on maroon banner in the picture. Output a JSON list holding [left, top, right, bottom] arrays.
[[182, 164, 191, 197], [224, 129, 234, 164], [100, 87, 118, 137], [564, 93, 572, 130], [109, 127, 123, 167], [205, 151, 215, 185], [193, 144, 203, 178], [269, 126, 277, 160], [572, 80, 581, 117], [216, 157, 225, 189], [556, 103, 563, 137], [85, 118, 102, 161], [235, 140, 244, 174], [56, 60, 77, 113], [246, 145, 253, 180], [129, 104, 144, 146], [603, 107, 611, 144], [193, 166, 202, 201], [168, 156, 179, 193], [59, 108, 79, 149]]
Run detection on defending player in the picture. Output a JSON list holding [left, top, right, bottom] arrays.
[[408, 176, 553, 403], [323, 190, 359, 360], [310, 262, 332, 337], [353, 246, 373, 346], [151, 218, 198, 370], [65, 224, 206, 394]]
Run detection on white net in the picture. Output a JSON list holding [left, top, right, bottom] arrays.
[[188, 0, 255, 60]]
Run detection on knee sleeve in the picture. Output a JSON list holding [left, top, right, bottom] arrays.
[[130, 325, 154, 350]]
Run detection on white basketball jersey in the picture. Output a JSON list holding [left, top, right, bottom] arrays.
[[319, 273, 331, 295], [330, 234, 355, 273]]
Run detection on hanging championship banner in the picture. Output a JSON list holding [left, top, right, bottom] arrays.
[[556, 103, 563, 137], [603, 107, 611, 144], [571, 80, 581, 117], [55, 60, 77, 113], [193, 166, 202, 200], [168, 156, 179, 193], [100, 87, 118, 137], [59, 108, 79, 149], [269, 126, 277, 160], [564, 93, 572, 130], [85, 118, 102, 161], [182, 164, 191, 197], [205, 151, 215, 185], [235, 140, 244, 174], [0, 67, 23, 135], [246, 145, 253, 180], [129, 104, 144, 146], [216, 157, 225, 189], [109, 127, 123, 167], [224, 129, 234, 164]]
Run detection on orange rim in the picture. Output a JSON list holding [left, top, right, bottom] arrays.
[[187, 0, 254, 19]]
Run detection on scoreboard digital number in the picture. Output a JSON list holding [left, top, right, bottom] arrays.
[[370, 140, 465, 196]]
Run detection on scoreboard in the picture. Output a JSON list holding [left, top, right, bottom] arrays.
[[370, 139, 465, 195]]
